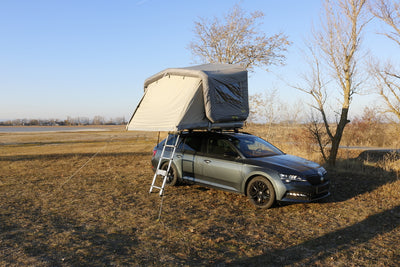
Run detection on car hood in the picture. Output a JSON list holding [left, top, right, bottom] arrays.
[[246, 154, 321, 176]]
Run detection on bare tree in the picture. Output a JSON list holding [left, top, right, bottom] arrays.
[[294, 0, 369, 166], [93, 115, 105, 125], [369, 60, 400, 120], [369, 0, 400, 121], [307, 112, 331, 162], [188, 4, 291, 71], [248, 89, 281, 124], [370, 0, 400, 45]]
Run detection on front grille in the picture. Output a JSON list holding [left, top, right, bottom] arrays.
[[306, 175, 328, 185], [284, 182, 330, 201], [316, 183, 330, 194]]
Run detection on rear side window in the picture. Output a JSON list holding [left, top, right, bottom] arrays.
[[182, 136, 203, 152]]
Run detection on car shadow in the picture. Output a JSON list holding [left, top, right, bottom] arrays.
[[324, 149, 399, 203], [227, 204, 400, 266]]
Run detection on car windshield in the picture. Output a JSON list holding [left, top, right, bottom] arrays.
[[230, 134, 284, 158]]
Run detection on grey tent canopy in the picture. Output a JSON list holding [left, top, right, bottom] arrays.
[[126, 63, 249, 131]]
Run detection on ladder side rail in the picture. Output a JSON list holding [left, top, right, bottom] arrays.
[[149, 133, 181, 195], [149, 134, 171, 193], [155, 135, 169, 170], [158, 134, 180, 196]]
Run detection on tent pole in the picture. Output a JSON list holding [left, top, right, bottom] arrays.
[[156, 131, 160, 147]]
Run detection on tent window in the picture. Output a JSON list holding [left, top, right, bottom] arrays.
[[214, 81, 242, 105]]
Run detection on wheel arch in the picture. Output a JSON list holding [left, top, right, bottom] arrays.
[[160, 160, 182, 180], [243, 172, 286, 200]]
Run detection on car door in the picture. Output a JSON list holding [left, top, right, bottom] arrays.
[[180, 134, 204, 181], [197, 136, 244, 193]]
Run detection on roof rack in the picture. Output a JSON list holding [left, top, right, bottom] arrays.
[[180, 127, 243, 133]]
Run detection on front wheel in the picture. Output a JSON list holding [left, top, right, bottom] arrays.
[[161, 162, 179, 186], [246, 176, 275, 209]]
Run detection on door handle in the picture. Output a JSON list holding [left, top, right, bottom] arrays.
[[176, 155, 182, 158], [204, 160, 211, 164]]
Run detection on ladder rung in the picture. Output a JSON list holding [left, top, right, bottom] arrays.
[[161, 156, 173, 160], [156, 169, 167, 176], [164, 144, 176, 148], [151, 186, 162, 190]]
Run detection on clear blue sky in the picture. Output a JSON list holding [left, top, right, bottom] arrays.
[[0, 0, 397, 121]]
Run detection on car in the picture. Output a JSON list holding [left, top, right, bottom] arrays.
[[151, 130, 330, 208]]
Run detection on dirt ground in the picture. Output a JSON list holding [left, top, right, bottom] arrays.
[[1, 129, 399, 266]]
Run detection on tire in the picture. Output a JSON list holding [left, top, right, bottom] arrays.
[[161, 162, 178, 186], [246, 176, 275, 209]]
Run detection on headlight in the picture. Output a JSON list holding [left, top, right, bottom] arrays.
[[280, 173, 307, 183]]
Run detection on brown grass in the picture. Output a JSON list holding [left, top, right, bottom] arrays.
[[1, 126, 399, 266]]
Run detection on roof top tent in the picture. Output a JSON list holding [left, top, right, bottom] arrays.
[[126, 63, 249, 132]]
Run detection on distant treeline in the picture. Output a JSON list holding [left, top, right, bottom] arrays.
[[0, 116, 127, 126]]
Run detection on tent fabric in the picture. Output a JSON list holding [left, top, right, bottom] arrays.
[[127, 63, 248, 132]]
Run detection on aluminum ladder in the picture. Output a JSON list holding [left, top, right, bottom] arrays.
[[149, 133, 180, 196]]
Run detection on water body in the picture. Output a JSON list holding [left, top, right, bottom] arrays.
[[0, 126, 110, 133]]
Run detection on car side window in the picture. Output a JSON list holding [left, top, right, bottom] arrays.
[[182, 136, 203, 152], [207, 138, 237, 158]]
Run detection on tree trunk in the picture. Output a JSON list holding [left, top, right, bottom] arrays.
[[328, 107, 349, 166]]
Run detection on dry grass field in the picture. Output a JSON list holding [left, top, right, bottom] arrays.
[[1, 125, 399, 266]]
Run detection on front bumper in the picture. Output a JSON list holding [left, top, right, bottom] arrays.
[[280, 181, 330, 203]]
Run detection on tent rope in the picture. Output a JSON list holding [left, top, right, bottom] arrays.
[[157, 194, 165, 221], [58, 134, 118, 189]]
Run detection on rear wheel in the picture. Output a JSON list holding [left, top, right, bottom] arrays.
[[161, 162, 178, 186], [246, 176, 275, 209]]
